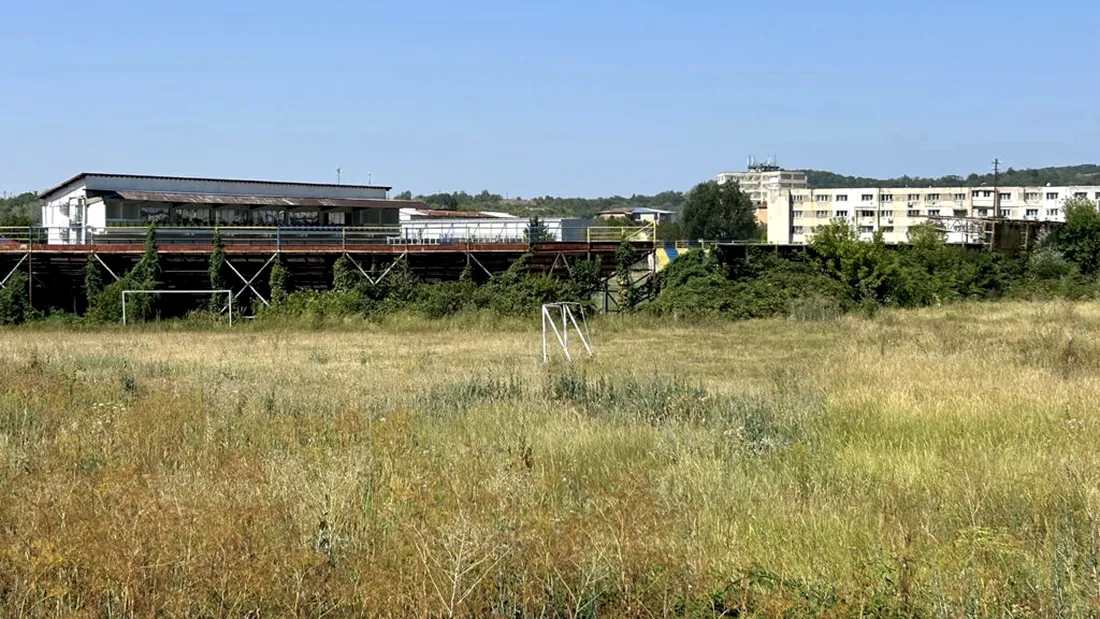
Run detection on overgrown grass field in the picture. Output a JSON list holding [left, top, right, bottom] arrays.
[[2, 302, 1100, 617]]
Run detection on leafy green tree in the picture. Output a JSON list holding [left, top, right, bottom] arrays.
[[0, 270, 30, 324], [0, 192, 39, 226], [382, 258, 421, 305], [483, 254, 563, 315], [679, 181, 760, 241], [906, 221, 947, 252], [649, 249, 852, 320], [269, 256, 289, 305], [525, 216, 551, 247], [615, 240, 639, 311], [564, 257, 602, 312], [656, 221, 683, 241], [84, 256, 103, 313], [118, 226, 161, 321], [133, 226, 161, 285], [208, 229, 228, 311], [393, 190, 413, 200], [424, 193, 459, 210], [332, 254, 360, 292], [810, 221, 902, 304], [1054, 196, 1100, 274]]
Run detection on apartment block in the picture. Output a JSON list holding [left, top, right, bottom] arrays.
[[766, 186, 1100, 245], [717, 158, 807, 223]]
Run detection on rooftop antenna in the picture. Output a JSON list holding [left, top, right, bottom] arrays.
[[336, 167, 341, 185]]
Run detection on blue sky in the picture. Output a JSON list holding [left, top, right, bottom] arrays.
[[2, 0, 1097, 197]]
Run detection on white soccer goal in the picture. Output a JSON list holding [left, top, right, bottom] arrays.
[[541, 302, 593, 363], [121, 289, 233, 326]]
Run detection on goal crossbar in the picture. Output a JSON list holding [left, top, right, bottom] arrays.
[[121, 289, 233, 326]]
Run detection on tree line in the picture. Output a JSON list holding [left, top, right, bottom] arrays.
[[803, 164, 1100, 189], [0, 192, 37, 226], [394, 189, 687, 219]]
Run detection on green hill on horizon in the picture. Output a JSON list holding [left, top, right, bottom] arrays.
[[802, 164, 1100, 189]]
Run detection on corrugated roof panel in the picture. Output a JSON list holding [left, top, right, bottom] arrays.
[[112, 191, 424, 209], [39, 172, 391, 199]]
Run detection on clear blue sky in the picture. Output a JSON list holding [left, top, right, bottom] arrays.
[[2, 0, 1097, 198]]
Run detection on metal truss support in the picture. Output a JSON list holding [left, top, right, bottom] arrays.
[[467, 252, 494, 279], [549, 252, 573, 277], [0, 254, 28, 289], [344, 251, 408, 286], [226, 253, 277, 307], [90, 253, 120, 282]]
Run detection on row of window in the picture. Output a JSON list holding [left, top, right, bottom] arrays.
[[792, 207, 1066, 220], [792, 191, 1100, 203], [792, 225, 895, 234], [974, 191, 1093, 201]]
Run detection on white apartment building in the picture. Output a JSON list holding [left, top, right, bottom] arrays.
[[766, 186, 1100, 245], [717, 158, 808, 207]]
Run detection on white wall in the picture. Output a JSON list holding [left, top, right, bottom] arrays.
[[41, 184, 84, 244], [400, 218, 584, 243]]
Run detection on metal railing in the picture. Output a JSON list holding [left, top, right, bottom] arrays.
[[0, 227, 48, 247], [585, 222, 657, 243]]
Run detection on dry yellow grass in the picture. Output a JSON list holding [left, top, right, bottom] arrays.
[[2, 301, 1100, 617]]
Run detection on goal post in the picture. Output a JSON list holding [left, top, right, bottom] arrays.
[[541, 302, 593, 363], [121, 289, 234, 326]]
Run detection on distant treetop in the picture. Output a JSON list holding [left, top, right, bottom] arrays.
[[391, 189, 686, 219], [0, 192, 38, 226]]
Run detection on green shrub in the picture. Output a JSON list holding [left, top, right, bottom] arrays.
[[615, 241, 639, 311], [485, 254, 567, 316], [332, 254, 360, 292], [1051, 196, 1100, 274], [84, 256, 103, 313], [269, 257, 289, 306], [0, 271, 31, 325], [208, 229, 228, 311], [414, 280, 486, 318], [650, 249, 850, 319]]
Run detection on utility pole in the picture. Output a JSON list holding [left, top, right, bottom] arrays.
[[990, 158, 1001, 251], [336, 167, 341, 185], [992, 158, 1001, 215]]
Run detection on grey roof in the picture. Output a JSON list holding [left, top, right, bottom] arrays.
[[111, 191, 423, 210], [40, 172, 392, 200]]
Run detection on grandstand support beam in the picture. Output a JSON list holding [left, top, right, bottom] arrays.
[[91, 253, 120, 282], [226, 253, 276, 307], [370, 251, 407, 285], [566, 255, 575, 276], [549, 252, 573, 277], [0, 253, 28, 289], [344, 251, 408, 286], [344, 253, 372, 281], [468, 253, 493, 279]]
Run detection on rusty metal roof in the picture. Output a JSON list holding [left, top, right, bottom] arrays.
[[111, 191, 425, 209], [405, 208, 501, 219]]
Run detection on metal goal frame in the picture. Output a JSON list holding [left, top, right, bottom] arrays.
[[121, 289, 234, 326], [541, 302, 593, 363]]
